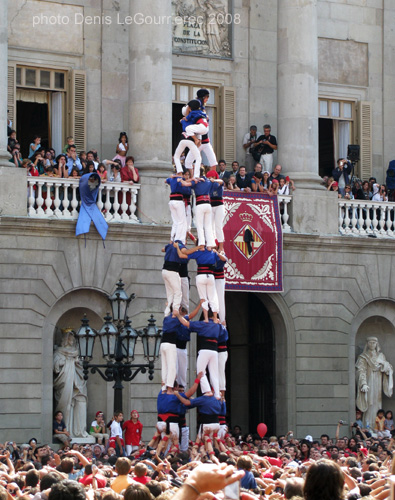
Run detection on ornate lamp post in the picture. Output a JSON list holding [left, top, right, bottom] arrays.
[[73, 279, 162, 413]]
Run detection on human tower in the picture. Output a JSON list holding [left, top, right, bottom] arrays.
[[148, 89, 229, 458]]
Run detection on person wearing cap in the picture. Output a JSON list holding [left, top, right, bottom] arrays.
[[243, 126, 259, 172], [174, 99, 207, 178], [90, 411, 109, 446], [251, 124, 277, 174], [122, 410, 143, 456], [183, 89, 218, 175]]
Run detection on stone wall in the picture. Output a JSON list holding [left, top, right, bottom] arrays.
[[1, 217, 395, 442]]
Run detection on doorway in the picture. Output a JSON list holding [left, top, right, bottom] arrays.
[[225, 292, 276, 436], [17, 101, 49, 157]]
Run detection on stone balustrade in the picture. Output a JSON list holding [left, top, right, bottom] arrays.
[[27, 177, 140, 223], [338, 199, 395, 238]]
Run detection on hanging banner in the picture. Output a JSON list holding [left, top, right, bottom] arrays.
[[223, 192, 283, 292]]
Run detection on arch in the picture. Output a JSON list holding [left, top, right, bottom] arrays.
[[225, 290, 295, 435], [42, 287, 109, 444], [349, 299, 395, 425], [255, 292, 296, 434]]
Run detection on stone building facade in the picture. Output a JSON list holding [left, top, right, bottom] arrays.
[[0, 0, 395, 444]]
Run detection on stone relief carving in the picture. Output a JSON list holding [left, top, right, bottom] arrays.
[[172, 0, 232, 58]]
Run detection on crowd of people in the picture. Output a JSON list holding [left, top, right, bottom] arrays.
[[2, 413, 395, 500]]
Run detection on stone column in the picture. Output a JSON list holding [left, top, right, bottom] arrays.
[[277, 0, 338, 234], [129, 1, 173, 224], [0, 0, 27, 217]]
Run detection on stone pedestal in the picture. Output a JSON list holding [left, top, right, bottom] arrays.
[[277, 0, 322, 189], [129, 0, 173, 224], [290, 188, 339, 235]]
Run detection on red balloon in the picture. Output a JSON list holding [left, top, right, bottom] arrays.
[[257, 423, 267, 438]]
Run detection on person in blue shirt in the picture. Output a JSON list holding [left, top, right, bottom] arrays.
[[237, 456, 257, 490], [174, 99, 207, 178], [174, 388, 221, 457], [176, 243, 226, 323]]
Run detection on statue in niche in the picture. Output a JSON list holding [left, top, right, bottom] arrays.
[[53, 328, 89, 437], [355, 336, 393, 427]]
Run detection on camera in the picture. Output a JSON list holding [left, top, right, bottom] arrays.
[[353, 422, 358, 428]]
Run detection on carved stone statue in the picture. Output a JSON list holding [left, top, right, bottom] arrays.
[[53, 329, 89, 437], [356, 336, 393, 427]]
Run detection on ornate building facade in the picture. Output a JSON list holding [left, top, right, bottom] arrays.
[[0, 0, 395, 443]]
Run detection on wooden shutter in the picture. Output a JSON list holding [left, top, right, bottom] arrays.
[[358, 101, 372, 180], [70, 70, 86, 152], [7, 63, 16, 131], [220, 86, 236, 165]]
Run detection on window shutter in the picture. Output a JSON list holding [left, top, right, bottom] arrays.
[[358, 101, 372, 180], [70, 70, 86, 152], [220, 86, 236, 165], [8, 63, 16, 130]]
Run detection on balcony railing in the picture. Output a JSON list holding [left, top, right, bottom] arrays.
[[27, 178, 140, 223], [338, 199, 395, 238]]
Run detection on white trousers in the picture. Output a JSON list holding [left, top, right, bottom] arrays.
[[260, 153, 273, 173], [218, 351, 228, 391], [215, 278, 226, 323], [185, 204, 192, 232], [186, 141, 217, 175], [174, 139, 201, 175], [197, 349, 219, 398], [198, 423, 220, 438], [196, 274, 219, 312], [176, 347, 188, 388], [162, 269, 182, 316], [212, 204, 225, 243], [185, 123, 209, 137], [218, 424, 228, 440], [156, 421, 179, 440], [160, 342, 177, 389], [180, 276, 189, 311], [169, 200, 187, 244], [195, 204, 215, 247], [180, 426, 189, 452], [126, 445, 139, 455]]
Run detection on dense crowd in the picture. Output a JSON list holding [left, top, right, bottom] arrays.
[[2, 412, 395, 500]]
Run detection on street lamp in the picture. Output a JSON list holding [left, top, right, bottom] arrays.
[[73, 281, 161, 413]]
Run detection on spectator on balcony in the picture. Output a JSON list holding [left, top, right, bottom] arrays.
[[28, 160, 39, 178], [328, 180, 341, 198], [120, 156, 139, 185], [236, 166, 251, 192], [352, 180, 365, 200], [251, 172, 264, 193], [70, 167, 81, 178], [242, 125, 259, 172], [332, 158, 352, 196], [63, 136, 75, 154], [217, 159, 228, 180], [113, 132, 129, 167], [372, 184, 388, 202], [97, 163, 108, 182], [28, 135, 41, 159], [368, 177, 377, 198], [262, 171, 271, 191], [278, 177, 290, 195], [86, 151, 99, 170], [250, 124, 277, 174], [8, 145, 22, 168], [270, 164, 285, 183], [269, 179, 279, 196], [32, 151, 46, 175], [54, 154, 69, 178], [108, 161, 122, 183], [83, 161, 96, 175], [7, 130, 18, 153], [225, 174, 240, 191], [66, 145, 83, 175], [343, 184, 354, 200]]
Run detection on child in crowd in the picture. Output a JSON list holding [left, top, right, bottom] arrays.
[[384, 410, 394, 434], [63, 136, 74, 153], [28, 135, 41, 159], [113, 132, 129, 167], [97, 162, 108, 182], [375, 408, 390, 438]]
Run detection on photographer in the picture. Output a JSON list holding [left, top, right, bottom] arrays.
[[243, 125, 259, 172], [251, 124, 277, 174], [332, 158, 352, 196]]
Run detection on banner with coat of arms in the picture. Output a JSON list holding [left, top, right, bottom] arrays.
[[223, 192, 283, 292]]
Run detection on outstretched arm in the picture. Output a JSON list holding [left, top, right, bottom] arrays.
[[189, 299, 204, 320]]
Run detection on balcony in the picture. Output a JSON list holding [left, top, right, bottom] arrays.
[[24, 178, 395, 239], [27, 177, 140, 223]]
